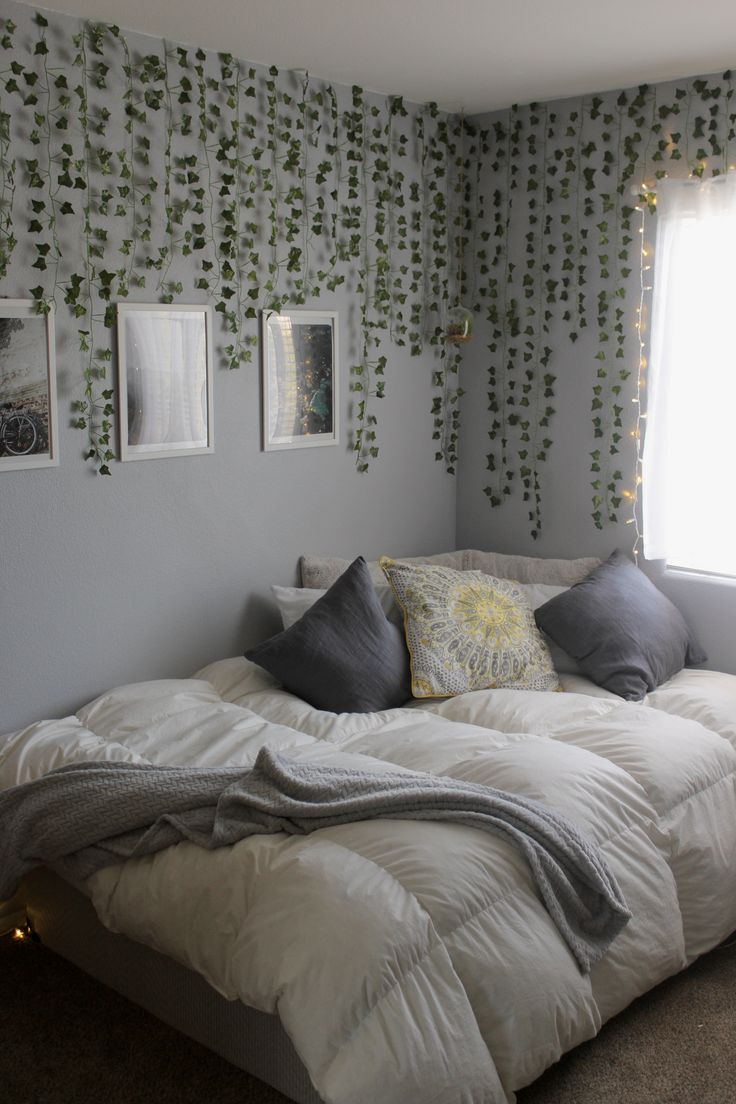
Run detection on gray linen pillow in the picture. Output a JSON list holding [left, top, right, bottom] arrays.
[[246, 557, 411, 713], [534, 550, 707, 701]]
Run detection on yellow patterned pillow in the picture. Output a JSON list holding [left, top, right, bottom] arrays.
[[379, 557, 559, 698]]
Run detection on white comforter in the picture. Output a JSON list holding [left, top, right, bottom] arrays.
[[2, 662, 736, 1104]]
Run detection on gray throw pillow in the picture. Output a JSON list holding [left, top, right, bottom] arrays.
[[246, 557, 411, 713], [534, 550, 707, 701]]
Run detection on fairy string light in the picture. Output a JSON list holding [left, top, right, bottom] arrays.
[[627, 185, 655, 562]]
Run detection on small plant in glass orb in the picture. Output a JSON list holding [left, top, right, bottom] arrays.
[[445, 303, 473, 344]]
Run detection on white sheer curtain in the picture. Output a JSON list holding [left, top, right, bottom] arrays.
[[643, 173, 736, 577]]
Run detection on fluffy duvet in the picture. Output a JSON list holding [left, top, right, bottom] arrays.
[[1, 661, 736, 1104]]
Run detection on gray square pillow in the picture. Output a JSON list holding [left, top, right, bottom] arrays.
[[534, 550, 707, 701], [246, 557, 411, 713]]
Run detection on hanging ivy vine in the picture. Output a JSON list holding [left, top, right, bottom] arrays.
[[7, 7, 731, 507], [474, 67, 736, 538], [0, 7, 462, 474]]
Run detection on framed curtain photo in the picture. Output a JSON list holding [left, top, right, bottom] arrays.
[[0, 300, 58, 471], [262, 309, 339, 450], [117, 303, 214, 461]]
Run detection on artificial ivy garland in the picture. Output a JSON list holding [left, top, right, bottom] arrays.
[[0, 10, 467, 474], [473, 71, 736, 537], [8, 8, 730, 530]]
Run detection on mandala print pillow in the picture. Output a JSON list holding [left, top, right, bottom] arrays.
[[380, 557, 559, 698]]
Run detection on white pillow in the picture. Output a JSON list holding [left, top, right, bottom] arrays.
[[518, 583, 579, 675], [518, 582, 568, 610], [271, 584, 402, 630], [271, 586, 327, 630]]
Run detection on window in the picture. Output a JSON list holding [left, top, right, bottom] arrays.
[[642, 174, 736, 578]]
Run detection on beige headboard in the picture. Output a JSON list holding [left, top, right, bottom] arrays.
[[299, 549, 601, 590]]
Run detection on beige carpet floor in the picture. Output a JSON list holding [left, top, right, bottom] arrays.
[[1, 930, 734, 1103]]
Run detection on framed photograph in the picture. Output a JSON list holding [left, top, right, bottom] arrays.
[[117, 303, 213, 461], [0, 299, 58, 471], [262, 309, 339, 450]]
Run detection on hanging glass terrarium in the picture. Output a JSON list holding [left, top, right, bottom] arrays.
[[445, 116, 473, 347], [445, 303, 473, 345]]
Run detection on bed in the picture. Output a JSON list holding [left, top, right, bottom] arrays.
[[2, 550, 735, 1104]]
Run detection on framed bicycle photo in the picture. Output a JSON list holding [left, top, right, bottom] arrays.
[[117, 303, 214, 461], [261, 309, 339, 450], [0, 299, 58, 472]]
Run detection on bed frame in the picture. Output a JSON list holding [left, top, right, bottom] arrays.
[[21, 868, 322, 1104]]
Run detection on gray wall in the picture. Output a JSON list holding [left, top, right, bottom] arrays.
[[0, 4, 456, 733], [3, 8, 733, 736], [2, 338, 455, 734], [458, 85, 736, 676]]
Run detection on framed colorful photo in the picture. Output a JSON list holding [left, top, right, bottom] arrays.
[[117, 303, 214, 461], [261, 309, 339, 450], [0, 299, 58, 471]]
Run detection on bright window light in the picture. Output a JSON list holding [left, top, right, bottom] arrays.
[[643, 175, 736, 578]]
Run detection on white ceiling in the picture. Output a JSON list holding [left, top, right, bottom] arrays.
[[16, 0, 736, 113]]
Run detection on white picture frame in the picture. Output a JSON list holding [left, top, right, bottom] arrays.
[[117, 303, 214, 461], [261, 309, 339, 451], [0, 299, 58, 472]]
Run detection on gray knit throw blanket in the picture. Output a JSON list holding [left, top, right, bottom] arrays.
[[0, 746, 630, 972]]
